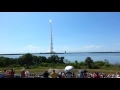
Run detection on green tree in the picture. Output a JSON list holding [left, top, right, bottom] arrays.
[[48, 55, 58, 63], [75, 60, 78, 63], [59, 57, 65, 64], [21, 53, 33, 68], [94, 61, 105, 67], [40, 56, 48, 63], [85, 57, 93, 69], [33, 56, 41, 65]]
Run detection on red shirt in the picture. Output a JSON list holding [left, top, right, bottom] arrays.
[[10, 71, 15, 78], [94, 75, 100, 78]]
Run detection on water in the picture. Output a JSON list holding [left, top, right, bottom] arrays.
[[0, 52, 120, 64]]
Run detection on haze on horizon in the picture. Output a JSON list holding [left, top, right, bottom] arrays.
[[0, 12, 120, 54]]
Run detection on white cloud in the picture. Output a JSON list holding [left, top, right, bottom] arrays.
[[62, 46, 82, 52], [81, 45, 104, 52], [83, 45, 103, 50], [0, 44, 112, 54], [23, 45, 41, 53], [63, 46, 69, 50], [0, 45, 42, 54], [60, 45, 104, 52]]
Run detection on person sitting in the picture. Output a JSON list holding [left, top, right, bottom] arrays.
[[10, 69, 15, 78], [84, 73, 88, 78], [51, 70, 58, 78], [3, 69, 7, 78], [43, 71, 49, 78], [58, 72, 62, 78], [61, 72, 65, 78], [25, 71, 30, 78], [66, 71, 72, 78], [72, 72, 76, 78], [93, 72, 100, 78], [78, 72, 84, 78], [7, 70, 11, 78], [21, 68, 26, 78]]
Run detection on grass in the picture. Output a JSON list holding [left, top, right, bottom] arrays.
[[0, 67, 120, 75]]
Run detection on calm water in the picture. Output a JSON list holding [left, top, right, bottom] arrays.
[[0, 53, 120, 64]]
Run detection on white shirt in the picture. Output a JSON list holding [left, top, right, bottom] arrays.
[[116, 75, 120, 78], [25, 71, 30, 77]]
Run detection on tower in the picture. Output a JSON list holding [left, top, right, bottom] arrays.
[[49, 19, 54, 53]]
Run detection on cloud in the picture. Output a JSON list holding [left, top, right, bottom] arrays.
[[83, 45, 103, 50], [61, 45, 103, 52], [0, 45, 43, 54], [62, 46, 82, 52], [0, 44, 105, 54], [23, 45, 41, 53], [63, 46, 69, 50]]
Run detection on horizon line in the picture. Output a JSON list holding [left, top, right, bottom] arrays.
[[0, 51, 120, 55]]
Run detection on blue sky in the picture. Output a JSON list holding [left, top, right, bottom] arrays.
[[0, 12, 120, 54]]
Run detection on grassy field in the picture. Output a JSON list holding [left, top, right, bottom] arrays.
[[0, 67, 120, 76]]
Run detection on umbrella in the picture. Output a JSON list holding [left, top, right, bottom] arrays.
[[78, 70, 87, 73], [64, 66, 74, 72]]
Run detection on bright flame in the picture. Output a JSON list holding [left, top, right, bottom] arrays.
[[50, 19, 51, 22]]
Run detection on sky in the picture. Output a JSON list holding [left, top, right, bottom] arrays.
[[0, 12, 120, 54]]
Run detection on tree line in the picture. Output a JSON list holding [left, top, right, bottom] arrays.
[[0, 53, 120, 69]]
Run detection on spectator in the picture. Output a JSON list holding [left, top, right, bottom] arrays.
[[51, 70, 58, 78], [93, 72, 100, 78], [25, 71, 30, 78], [58, 72, 62, 78], [3, 69, 7, 78], [43, 71, 49, 78], [10, 68, 15, 78], [78, 72, 84, 78], [66, 71, 72, 78], [21, 68, 26, 78], [84, 73, 88, 78], [72, 72, 76, 78]]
